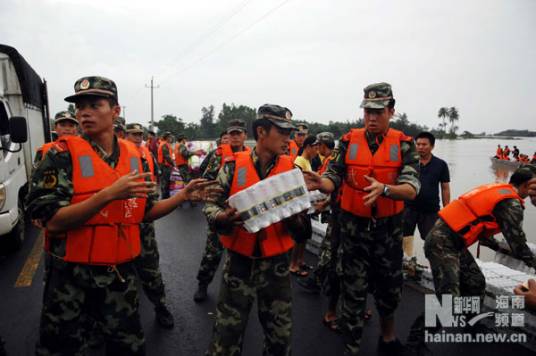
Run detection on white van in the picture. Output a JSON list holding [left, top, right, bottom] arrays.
[[0, 44, 51, 250]]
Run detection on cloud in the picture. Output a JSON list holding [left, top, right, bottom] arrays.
[[1, 0, 535, 133]]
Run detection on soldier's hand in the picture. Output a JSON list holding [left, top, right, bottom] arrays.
[[182, 178, 222, 202], [303, 171, 322, 191], [514, 279, 536, 310], [215, 206, 242, 225], [362, 175, 384, 206], [529, 177, 536, 206], [105, 171, 155, 200]]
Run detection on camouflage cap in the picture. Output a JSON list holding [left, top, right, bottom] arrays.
[[176, 134, 187, 141], [317, 131, 335, 145], [295, 123, 309, 135], [65, 76, 118, 103], [54, 111, 78, 125], [161, 131, 172, 138], [113, 122, 126, 132], [227, 119, 247, 133], [516, 164, 536, 176], [126, 123, 144, 134], [360, 82, 394, 109], [257, 104, 297, 130]]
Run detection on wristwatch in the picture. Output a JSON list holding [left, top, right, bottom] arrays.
[[382, 184, 391, 197]]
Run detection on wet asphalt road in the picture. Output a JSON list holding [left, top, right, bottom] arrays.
[[0, 206, 534, 355]]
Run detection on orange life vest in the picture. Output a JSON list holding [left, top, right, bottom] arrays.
[[340, 128, 410, 218], [44, 136, 146, 265], [138, 145, 156, 182], [158, 141, 173, 166], [217, 144, 251, 168], [288, 140, 299, 160], [496, 148, 503, 157], [219, 152, 295, 258], [37, 142, 56, 160], [438, 183, 523, 247], [318, 155, 334, 175], [174, 144, 188, 166]]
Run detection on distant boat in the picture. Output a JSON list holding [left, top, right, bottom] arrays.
[[490, 156, 523, 169]]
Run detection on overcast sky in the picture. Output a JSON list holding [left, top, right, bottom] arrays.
[[2, 0, 535, 133]]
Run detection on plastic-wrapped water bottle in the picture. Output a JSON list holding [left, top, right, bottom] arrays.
[[228, 187, 259, 233], [250, 184, 271, 230], [255, 180, 279, 225], [289, 169, 311, 213], [272, 173, 293, 219]]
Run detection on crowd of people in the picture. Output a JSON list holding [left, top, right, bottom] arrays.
[[2, 76, 536, 356], [494, 144, 536, 164]]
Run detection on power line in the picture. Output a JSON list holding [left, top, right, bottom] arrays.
[[156, 0, 254, 80], [159, 0, 293, 85], [145, 77, 160, 130]]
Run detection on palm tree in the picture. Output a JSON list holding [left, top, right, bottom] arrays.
[[438, 107, 449, 133], [448, 107, 459, 136]]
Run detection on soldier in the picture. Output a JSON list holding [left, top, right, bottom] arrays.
[[288, 121, 307, 159], [204, 104, 300, 355], [193, 119, 250, 302], [35, 111, 79, 162], [113, 122, 126, 139], [27, 76, 220, 355], [157, 132, 175, 199], [406, 167, 536, 355], [305, 82, 420, 355], [174, 134, 204, 184], [199, 131, 230, 175], [126, 123, 174, 328]]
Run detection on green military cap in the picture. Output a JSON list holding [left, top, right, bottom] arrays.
[[113, 122, 126, 132], [54, 111, 78, 125], [227, 119, 247, 134], [516, 164, 536, 176], [65, 76, 118, 103], [295, 123, 309, 135], [161, 131, 172, 138], [360, 82, 394, 109], [256, 104, 297, 130], [317, 131, 335, 145], [176, 133, 186, 141], [126, 123, 144, 133]]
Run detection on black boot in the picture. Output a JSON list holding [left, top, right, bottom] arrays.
[[193, 283, 208, 303], [155, 305, 175, 329]]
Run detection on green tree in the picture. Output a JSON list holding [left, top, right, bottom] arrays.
[[447, 106, 459, 137], [67, 103, 76, 116], [200, 105, 216, 138], [437, 107, 449, 134], [155, 114, 185, 138], [217, 103, 256, 136]]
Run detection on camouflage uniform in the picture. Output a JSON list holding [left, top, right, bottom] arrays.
[[177, 143, 193, 183], [125, 123, 170, 315], [196, 152, 226, 287], [407, 198, 536, 349], [203, 105, 296, 356], [27, 134, 154, 355], [160, 142, 174, 199], [27, 76, 155, 355], [322, 83, 421, 355]]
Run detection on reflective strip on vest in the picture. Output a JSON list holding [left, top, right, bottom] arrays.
[[130, 157, 138, 173], [79, 155, 94, 177], [237, 167, 247, 187], [349, 143, 358, 160], [389, 144, 399, 161]]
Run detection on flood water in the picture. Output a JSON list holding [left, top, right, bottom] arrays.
[[412, 137, 536, 264]]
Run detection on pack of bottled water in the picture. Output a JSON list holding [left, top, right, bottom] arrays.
[[228, 168, 312, 233]]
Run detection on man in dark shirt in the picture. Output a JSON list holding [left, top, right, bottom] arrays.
[[403, 132, 450, 257]]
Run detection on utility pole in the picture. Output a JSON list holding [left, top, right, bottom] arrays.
[[145, 77, 159, 131], [121, 106, 126, 121]]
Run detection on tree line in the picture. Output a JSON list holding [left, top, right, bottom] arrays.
[[152, 103, 433, 140], [63, 102, 461, 140]]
